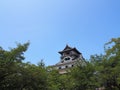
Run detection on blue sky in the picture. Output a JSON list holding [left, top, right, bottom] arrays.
[[0, 0, 120, 65]]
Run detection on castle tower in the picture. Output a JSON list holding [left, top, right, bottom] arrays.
[[53, 45, 84, 74]]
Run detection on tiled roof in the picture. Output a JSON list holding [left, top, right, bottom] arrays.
[[58, 45, 81, 54]]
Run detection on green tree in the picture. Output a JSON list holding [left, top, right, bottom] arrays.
[[0, 42, 48, 90], [99, 37, 120, 89], [71, 61, 99, 90], [0, 42, 29, 89], [47, 69, 61, 90]]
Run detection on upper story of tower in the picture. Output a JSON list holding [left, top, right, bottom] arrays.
[[52, 45, 85, 74], [58, 45, 84, 64]]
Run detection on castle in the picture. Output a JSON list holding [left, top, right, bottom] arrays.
[[52, 45, 85, 74]]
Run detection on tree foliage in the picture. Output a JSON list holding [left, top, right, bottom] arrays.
[[0, 37, 120, 90], [0, 42, 48, 90]]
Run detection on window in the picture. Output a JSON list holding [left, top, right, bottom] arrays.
[[59, 67, 61, 69], [71, 65, 74, 67], [66, 52, 69, 55], [61, 61, 64, 63], [65, 66, 68, 68], [64, 57, 70, 61]]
